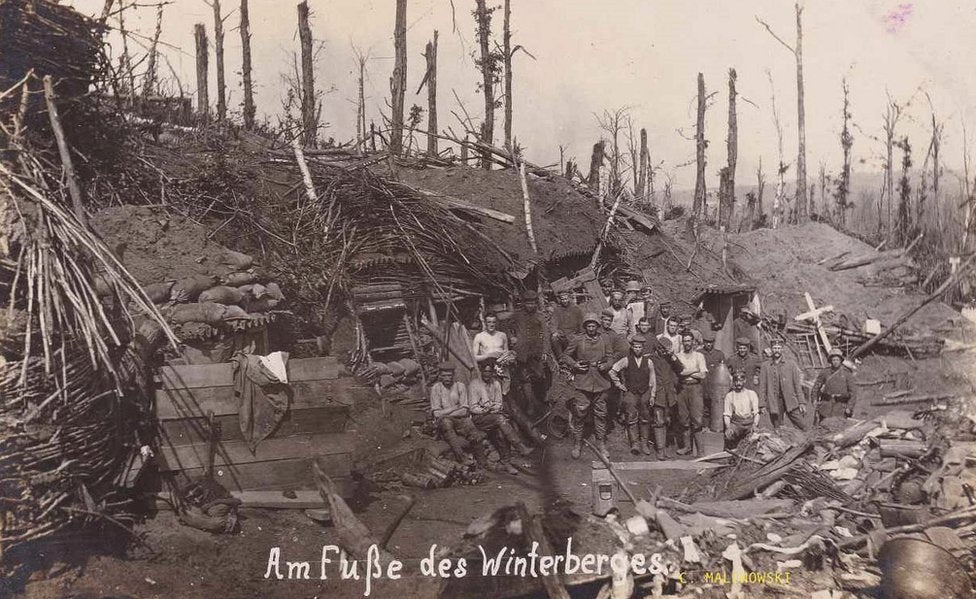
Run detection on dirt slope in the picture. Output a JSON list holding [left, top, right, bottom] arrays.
[[716, 222, 957, 334]]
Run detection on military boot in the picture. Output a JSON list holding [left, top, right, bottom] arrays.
[[570, 430, 583, 460], [675, 431, 692, 456], [640, 422, 653, 455], [626, 425, 640, 455], [652, 426, 668, 461], [693, 430, 705, 458]]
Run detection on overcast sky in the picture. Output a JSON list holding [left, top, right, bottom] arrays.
[[69, 0, 976, 192]]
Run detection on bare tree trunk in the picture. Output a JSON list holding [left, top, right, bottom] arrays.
[[142, 2, 164, 97], [117, 2, 136, 102], [474, 0, 495, 168], [240, 0, 255, 129], [390, 0, 407, 155], [794, 2, 807, 222], [297, 1, 316, 146], [356, 53, 367, 154], [212, 0, 226, 120], [423, 32, 438, 156], [502, 0, 512, 149], [756, 158, 766, 226], [461, 134, 469, 163], [637, 128, 648, 202], [693, 72, 707, 219], [721, 68, 738, 228], [588, 140, 605, 197], [194, 23, 209, 118], [837, 77, 853, 228]]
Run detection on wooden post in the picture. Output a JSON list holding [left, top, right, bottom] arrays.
[[693, 72, 707, 219], [240, 0, 255, 129], [389, 0, 407, 155], [474, 0, 494, 168], [722, 68, 738, 228], [297, 1, 316, 147], [212, 0, 226, 120], [43, 76, 87, 225], [194, 23, 209, 118], [421, 32, 438, 156], [502, 0, 512, 149], [460, 134, 469, 163], [516, 152, 539, 254], [142, 3, 164, 97], [588, 140, 604, 196]]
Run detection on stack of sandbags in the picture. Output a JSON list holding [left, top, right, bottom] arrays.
[[132, 249, 285, 330], [356, 358, 422, 390]]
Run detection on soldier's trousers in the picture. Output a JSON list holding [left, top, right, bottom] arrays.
[[437, 416, 485, 458], [470, 413, 523, 457], [620, 389, 652, 427], [676, 383, 704, 432], [570, 389, 608, 441]]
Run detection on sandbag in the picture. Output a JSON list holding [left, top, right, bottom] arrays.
[[221, 249, 254, 271], [222, 271, 258, 286], [169, 302, 227, 325], [386, 361, 405, 377], [171, 275, 219, 302], [396, 358, 421, 376], [264, 282, 284, 301], [143, 281, 175, 304], [199, 285, 244, 306], [222, 305, 250, 320]]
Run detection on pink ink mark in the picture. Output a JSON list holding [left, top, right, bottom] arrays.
[[885, 3, 913, 33]]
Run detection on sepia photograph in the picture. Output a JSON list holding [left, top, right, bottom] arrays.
[[1, 0, 975, 597]]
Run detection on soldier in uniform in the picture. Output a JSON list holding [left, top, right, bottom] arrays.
[[609, 334, 657, 455], [550, 289, 583, 356], [560, 313, 614, 460], [510, 290, 552, 417], [758, 339, 809, 431], [727, 337, 762, 392], [811, 348, 857, 422], [649, 337, 681, 459]]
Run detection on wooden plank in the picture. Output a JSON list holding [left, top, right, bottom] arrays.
[[414, 187, 517, 223], [614, 202, 656, 232], [157, 432, 354, 472], [159, 357, 340, 390], [159, 405, 350, 446], [230, 490, 328, 509], [171, 459, 355, 494], [155, 379, 374, 420], [594, 460, 725, 471]]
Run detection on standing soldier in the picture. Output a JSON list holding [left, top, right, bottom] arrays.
[[733, 306, 762, 355], [510, 290, 552, 418], [429, 363, 487, 466], [609, 334, 657, 455], [759, 339, 809, 431], [727, 337, 762, 392], [561, 313, 614, 460], [811, 348, 856, 423], [624, 280, 642, 305], [649, 337, 681, 459], [550, 289, 583, 356], [607, 290, 634, 336], [600, 309, 628, 359], [656, 318, 682, 355], [674, 331, 708, 456], [723, 370, 760, 448], [627, 283, 654, 334], [649, 300, 673, 337]]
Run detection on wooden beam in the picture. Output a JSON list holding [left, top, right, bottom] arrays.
[[412, 187, 516, 223]]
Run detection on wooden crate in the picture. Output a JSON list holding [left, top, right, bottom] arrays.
[[155, 357, 372, 495]]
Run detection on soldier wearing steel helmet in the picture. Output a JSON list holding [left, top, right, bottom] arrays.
[[811, 348, 857, 423]]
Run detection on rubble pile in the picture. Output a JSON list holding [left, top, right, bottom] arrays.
[[581, 401, 976, 597]]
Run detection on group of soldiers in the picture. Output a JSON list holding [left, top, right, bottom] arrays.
[[427, 282, 857, 467]]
